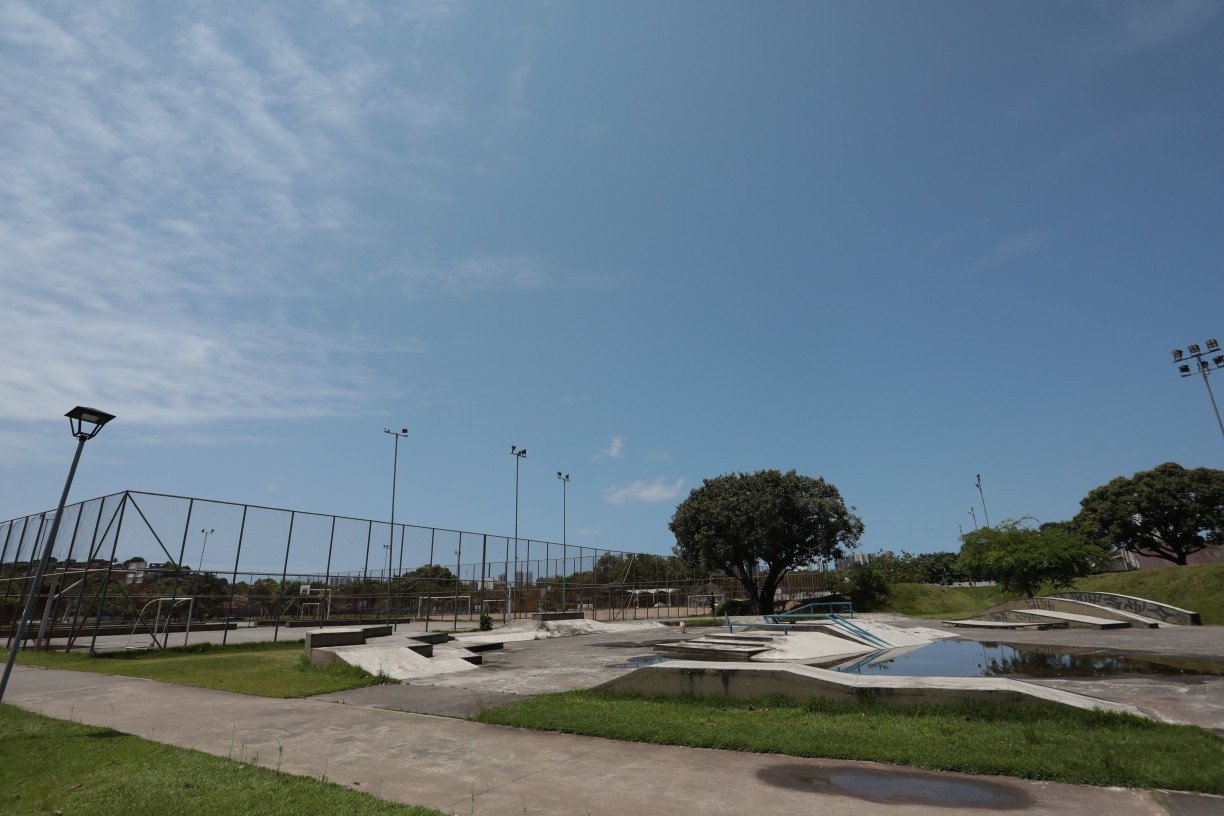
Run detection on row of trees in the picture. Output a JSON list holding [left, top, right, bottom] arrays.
[[668, 462, 1223, 613]]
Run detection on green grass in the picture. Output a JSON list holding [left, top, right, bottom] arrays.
[[475, 689, 1224, 793], [15, 640, 388, 698], [0, 704, 441, 816], [881, 562, 1224, 624]]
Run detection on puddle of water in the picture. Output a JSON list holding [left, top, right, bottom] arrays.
[[608, 655, 672, 669], [828, 639, 1224, 678], [757, 763, 1031, 809]]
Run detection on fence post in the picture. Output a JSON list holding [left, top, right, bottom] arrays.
[[453, 534, 462, 631], [89, 493, 128, 653], [425, 529, 435, 632], [479, 534, 487, 624], [167, 498, 194, 649], [272, 512, 295, 643], [223, 505, 248, 646], [323, 516, 335, 623]]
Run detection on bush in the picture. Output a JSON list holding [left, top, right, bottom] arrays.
[[714, 598, 756, 616], [479, 613, 493, 631]]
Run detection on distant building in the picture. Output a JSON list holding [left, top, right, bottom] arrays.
[[121, 557, 148, 584], [834, 552, 874, 571]]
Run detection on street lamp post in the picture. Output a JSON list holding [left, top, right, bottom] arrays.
[[384, 427, 408, 628], [1, 407, 114, 703], [1172, 340, 1224, 442], [975, 474, 991, 528], [556, 472, 569, 611], [507, 445, 526, 621], [198, 528, 214, 572]]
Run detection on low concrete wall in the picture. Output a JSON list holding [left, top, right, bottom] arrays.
[[533, 612, 586, 621], [599, 662, 1148, 717]]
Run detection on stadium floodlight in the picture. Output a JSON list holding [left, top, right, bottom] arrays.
[[1, 406, 114, 703], [1171, 338, 1224, 441]]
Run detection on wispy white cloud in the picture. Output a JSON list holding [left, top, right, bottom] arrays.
[[603, 477, 685, 506], [977, 231, 1050, 269], [1097, 0, 1219, 55], [574, 527, 599, 537], [387, 256, 548, 297], [594, 435, 624, 461], [0, 2, 456, 455]]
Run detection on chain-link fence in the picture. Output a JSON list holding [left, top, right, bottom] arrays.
[[0, 491, 833, 651]]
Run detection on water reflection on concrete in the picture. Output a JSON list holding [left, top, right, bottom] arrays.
[[757, 762, 1033, 809]]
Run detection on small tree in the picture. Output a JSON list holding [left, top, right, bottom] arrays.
[[669, 469, 864, 614], [956, 518, 1102, 598], [1073, 462, 1224, 566]]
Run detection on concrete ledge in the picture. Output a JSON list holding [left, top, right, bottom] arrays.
[[943, 619, 1064, 630], [599, 662, 1150, 717]]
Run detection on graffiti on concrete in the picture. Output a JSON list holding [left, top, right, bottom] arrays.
[[1049, 592, 1199, 626]]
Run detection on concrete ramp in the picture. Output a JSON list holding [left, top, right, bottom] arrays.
[[1047, 591, 1200, 626], [947, 591, 1200, 629], [305, 626, 501, 681]]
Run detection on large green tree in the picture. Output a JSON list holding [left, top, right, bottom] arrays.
[[1073, 462, 1224, 566], [669, 469, 864, 614], [956, 519, 1102, 597]]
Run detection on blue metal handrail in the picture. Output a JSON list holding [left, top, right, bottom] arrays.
[[827, 613, 890, 647]]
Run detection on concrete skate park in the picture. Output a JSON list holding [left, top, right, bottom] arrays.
[[293, 593, 1224, 731], [3, 493, 1222, 814], [6, 591, 1223, 815]]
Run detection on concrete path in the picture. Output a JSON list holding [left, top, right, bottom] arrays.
[[6, 666, 1215, 816]]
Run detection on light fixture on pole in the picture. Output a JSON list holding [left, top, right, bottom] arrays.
[[507, 445, 526, 621], [1172, 339, 1224, 441], [198, 528, 214, 572], [384, 427, 408, 628], [556, 472, 569, 611], [1, 406, 114, 703], [974, 474, 990, 528]]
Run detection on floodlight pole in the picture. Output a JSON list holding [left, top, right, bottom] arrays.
[[968, 507, 978, 530], [384, 427, 408, 628], [509, 445, 526, 619], [1172, 340, 1224, 442], [975, 474, 990, 528], [557, 472, 569, 611], [198, 528, 214, 572], [0, 408, 111, 704]]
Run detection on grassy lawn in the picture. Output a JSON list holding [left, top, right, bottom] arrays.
[[881, 562, 1224, 624], [0, 704, 440, 816], [15, 640, 388, 698], [475, 690, 1224, 793]]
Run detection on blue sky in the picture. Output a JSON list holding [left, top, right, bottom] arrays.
[[2, 1, 1222, 562]]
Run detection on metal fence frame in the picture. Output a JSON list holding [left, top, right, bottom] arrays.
[[0, 490, 831, 652]]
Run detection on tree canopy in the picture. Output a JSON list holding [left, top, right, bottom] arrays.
[[1072, 462, 1224, 566], [956, 518, 1102, 598], [669, 469, 863, 614]]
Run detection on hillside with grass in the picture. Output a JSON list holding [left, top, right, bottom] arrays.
[[882, 561, 1223, 624]]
